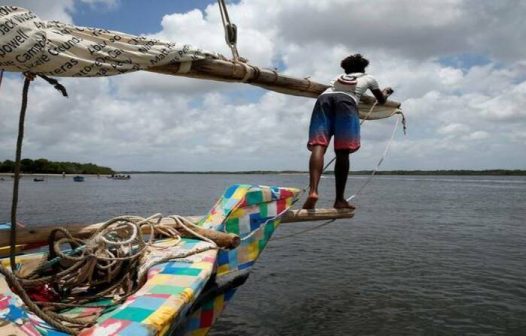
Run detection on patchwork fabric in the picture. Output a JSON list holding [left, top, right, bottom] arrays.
[[0, 185, 299, 336], [78, 240, 217, 336], [183, 185, 299, 335], [0, 278, 41, 336], [182, 288, 238, 336]]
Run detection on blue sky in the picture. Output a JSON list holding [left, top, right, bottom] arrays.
[[73, 0, 217, 34], [1, 1, 525, 171]]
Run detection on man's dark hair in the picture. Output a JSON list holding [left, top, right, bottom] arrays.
[[340, 54, 369, 73]]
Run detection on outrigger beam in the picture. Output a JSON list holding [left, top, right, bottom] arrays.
[[0, 208, 354, 256]]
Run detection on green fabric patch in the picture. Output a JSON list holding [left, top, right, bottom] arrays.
[[111, 307, 153, 322], [259, 203, 268, 218], [225, 218, 240, 234], [149, 285, 186, 295], [246, 190, 263, 205], [163, 267, 201, 276]]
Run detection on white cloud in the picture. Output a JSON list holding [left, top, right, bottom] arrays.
[[1, 0, 525, 171]]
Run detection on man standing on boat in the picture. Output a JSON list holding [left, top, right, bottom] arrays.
[[303, 54, 393, 209]]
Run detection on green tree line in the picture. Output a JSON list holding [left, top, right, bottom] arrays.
[[0, 158, 114, 175]]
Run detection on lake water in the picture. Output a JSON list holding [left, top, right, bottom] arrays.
[[1, 174, 525, 335]]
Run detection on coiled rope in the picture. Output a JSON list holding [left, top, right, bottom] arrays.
[[2, 213, 218, 335]]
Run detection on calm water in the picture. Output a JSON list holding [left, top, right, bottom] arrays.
[[1, 174, 525, 335]]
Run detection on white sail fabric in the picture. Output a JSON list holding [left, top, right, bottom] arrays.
[[0, 6, 216, 77]]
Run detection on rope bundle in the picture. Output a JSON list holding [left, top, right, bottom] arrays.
[[3, 214, 218, 335]]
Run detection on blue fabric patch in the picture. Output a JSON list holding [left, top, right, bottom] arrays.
[[128, 296, 165, 309], [120, 321, 151, 335], [238, 261, 254, 270], [217, 250, 229, 265]]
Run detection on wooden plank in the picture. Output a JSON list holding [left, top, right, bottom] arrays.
[[281, 208, 355, 223], [149, 59, 401, 108], [0, 208, 354, 255]]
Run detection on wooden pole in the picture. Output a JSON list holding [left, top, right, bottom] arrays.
[[149, 59, 401, 108], [0, 208, 354, 256]]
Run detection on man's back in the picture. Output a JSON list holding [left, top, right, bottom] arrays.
[[322, 72, 379, 104]]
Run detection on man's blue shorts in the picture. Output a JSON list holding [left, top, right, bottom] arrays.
[[307, 93, 361, 152]]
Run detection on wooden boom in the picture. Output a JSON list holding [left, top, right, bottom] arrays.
[[150, 59, 401, 108], [0, 208, 354, 256]]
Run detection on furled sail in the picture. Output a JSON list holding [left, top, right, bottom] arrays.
[[0, 6, 216, 76]]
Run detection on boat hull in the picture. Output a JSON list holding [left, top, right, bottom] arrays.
[[0, 184, 299, 335]]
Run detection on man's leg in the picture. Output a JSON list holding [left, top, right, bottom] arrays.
[[303, 145, 326, 209], [334, 149, 355, 209]]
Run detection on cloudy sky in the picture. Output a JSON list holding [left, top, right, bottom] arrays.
[[1, 0, 525, 171]]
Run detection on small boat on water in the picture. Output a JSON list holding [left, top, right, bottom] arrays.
[[110, 174, 131, 180], [73, 176, 85, 182], [33, 177, 45, 182]]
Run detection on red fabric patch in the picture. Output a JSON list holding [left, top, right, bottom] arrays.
[[200, 309, 214, 327]]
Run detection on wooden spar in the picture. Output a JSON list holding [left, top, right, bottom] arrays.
[[149, 59, 401, 108], [0, 208, 354, 256]]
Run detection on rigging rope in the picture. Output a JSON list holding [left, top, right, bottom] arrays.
[[347, 112, 404, 202], [275, 104, 406, 241]]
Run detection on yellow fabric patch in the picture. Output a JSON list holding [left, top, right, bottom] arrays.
[[144, 274, 174, 286], [232, 186, 249, 200], [190, 261, 212, 270], [143, 304, 177, 331], [180, 288, 194, 303], [217, 264, 229, 275]]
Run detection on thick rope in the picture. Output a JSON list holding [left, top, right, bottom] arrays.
[[0, 265, 79, 335], [3, 213, 217, 335], [2, 75, 216, 334]]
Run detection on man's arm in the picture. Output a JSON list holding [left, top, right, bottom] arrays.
[[371, 87, 393, 105]]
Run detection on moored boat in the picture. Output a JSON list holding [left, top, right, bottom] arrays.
[[110, 174, 131, 180], [0, 3, 398, 335], [0, 184, 301, 335]]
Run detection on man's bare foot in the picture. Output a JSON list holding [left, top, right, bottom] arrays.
[[302, 193, 319, 209], [333, 199, 356, 210]]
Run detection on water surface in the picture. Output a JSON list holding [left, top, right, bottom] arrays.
[[1, 174, 525, 335]]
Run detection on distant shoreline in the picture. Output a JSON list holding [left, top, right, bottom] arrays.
[[92, 169, 526, 176], [1, 170, 525, 177]]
